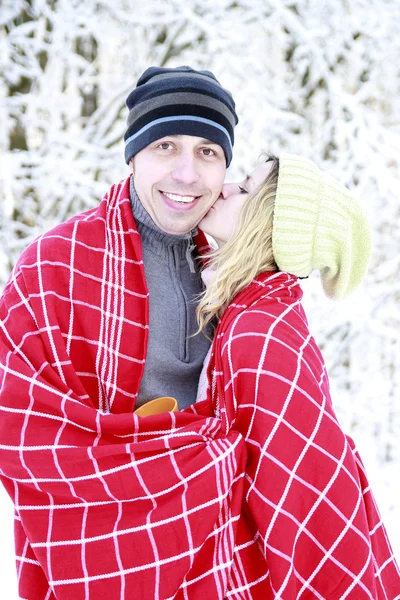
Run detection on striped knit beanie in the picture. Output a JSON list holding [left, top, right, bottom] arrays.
[[272, 154, 372, 299], [124, 66, 238, 166]]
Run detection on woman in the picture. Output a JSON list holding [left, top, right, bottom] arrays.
[[193, 153, 400, 598]]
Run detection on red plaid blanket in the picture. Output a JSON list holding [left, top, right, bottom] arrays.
[[205, 270, 400, 598], [0, 178, 398, 599]]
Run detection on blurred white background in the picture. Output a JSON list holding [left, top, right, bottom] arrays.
[[1, 0, 399, 595]]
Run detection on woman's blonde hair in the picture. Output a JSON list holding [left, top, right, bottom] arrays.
[[196, 155, 280, 334]]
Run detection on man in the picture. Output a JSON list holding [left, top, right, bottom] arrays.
[[0, 66, 238, 598], [122, 66, 238, 412]]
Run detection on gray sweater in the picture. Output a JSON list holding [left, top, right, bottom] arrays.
[[130, 179, 211, 410]]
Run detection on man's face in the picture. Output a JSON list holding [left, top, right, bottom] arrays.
[[131, 135, 226, 235]]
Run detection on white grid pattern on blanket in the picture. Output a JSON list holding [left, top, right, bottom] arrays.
[[0, 180, 398, 599]]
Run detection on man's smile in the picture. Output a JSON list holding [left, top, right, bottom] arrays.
[[161, 191, 198, 204]]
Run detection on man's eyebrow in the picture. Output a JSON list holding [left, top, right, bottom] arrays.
[[163, 135, 220, 147], [199, 139, 220, 146], [165, 135, 219, 145]]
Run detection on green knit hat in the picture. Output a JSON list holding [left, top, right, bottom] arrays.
[[272, 154, 372, 300]]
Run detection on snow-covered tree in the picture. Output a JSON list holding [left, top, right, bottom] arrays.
[[1, 0, 400, 560]]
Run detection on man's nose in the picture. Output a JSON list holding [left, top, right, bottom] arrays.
[[171, 154, 200, 185]]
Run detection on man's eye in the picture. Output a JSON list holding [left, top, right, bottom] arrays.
[[200, 148, 215, 156], [158, 142, 173, 150], [238, 185, 248, 194]]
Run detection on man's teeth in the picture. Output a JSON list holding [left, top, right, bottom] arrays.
[[163, 192, 197, 203]]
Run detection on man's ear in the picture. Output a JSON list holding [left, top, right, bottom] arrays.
[[129, 158, 134, 174]]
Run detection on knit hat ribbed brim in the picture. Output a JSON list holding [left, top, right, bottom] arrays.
[[272, 154, 372, 300], [124, 66, 238, 166]]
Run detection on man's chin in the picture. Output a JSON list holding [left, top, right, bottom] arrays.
[[157, 220, 198, 236]]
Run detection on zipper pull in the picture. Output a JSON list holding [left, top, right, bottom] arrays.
[[186, 236, 196, 273]]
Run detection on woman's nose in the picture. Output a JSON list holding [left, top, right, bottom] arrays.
[[221, 182, 237, 199]]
